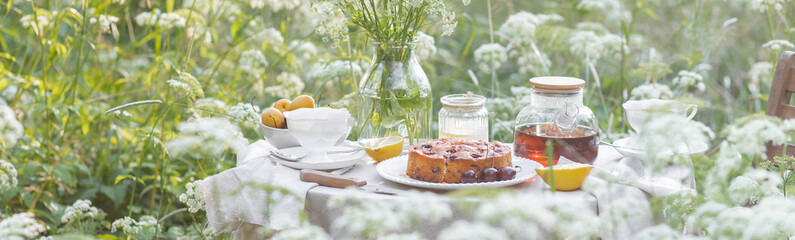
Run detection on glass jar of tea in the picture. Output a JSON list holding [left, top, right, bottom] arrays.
[[439, 93, 488, 141], [514, 77, 599, 166]]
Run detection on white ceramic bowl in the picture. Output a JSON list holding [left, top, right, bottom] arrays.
[[259, 115, 354, 149]]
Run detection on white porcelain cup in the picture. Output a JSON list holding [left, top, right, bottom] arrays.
[[623, 99, 697, 132], [284, 108, 353, 162]]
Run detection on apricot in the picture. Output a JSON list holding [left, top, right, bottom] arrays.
[[273, 99, 292, 112], [261, 108, 286, 128], [289, 95, 315, 111]]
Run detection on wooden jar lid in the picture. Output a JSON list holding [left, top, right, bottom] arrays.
[[529, 76, 585, 91]]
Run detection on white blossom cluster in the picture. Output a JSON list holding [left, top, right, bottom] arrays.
[[271, 223, 332, 240], [135, 9, 187, 29], [251, 27, 284, 46], [287, 40, 318, 62], [20, 13, 50, 36], [414, 32, 436, 62], [0, 160, 17, 191], [228, 102, 261, 128], [671, 70, 706, 92], [473, 43, 508, 73], [440, 11, 457, 36], [111, 217, 139, 235], [188, 98, 228, 120], [61, 199, 100, 224], [0, 103, 23, 148], [313, 2, 347, 44], [0, 212, 48, 239], [724, 116, 795, 156], [179, 180, 205, 213], [313, 60, 363, 81], [438, 221, 510, 240], [748, 61, 773, 84], [167, 70, 205, 98], [111, 215, 159, 238], [252, 0, 301, 11], [517, 52, 551, 76], [762, 39, 794, 51], [568, 27, 625, 62], [328, 189, 452, 238], [89, 14, 119, 32], [637, 115, 714, 168], [629, 83, 674, 100], [576, 0, 630, 25], [237, 49, 269, 79], [184, 0, 241, 16], [687, 198, 795, 239], [265, 72, 305, 99], [727, 170, 782, 205], [165, 118, 249, 159], [497, 11, 562, 45]]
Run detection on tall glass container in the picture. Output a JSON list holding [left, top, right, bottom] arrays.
[[514, 77, 599, 167], [357, 42, 432, 145], [439, 93, 489, 141]]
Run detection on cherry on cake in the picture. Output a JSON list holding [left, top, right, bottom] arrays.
[[406, 139, 512, 183]]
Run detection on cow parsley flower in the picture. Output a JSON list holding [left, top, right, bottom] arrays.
[[89, 14, 119, 32], [188, 98, 228, 119], [497, 12, 560, 45], [414, 32, 436, 62], [313, 60, 363, 81], [287, 40, 318, 61], [0, 104, 23, 148], [724, 116, 794, 156], [267, 0, 301, 11], [264, 72, 305, 99], [184, 0, 241, 16], [20, 13, 50, 36], [638, 114, 714, 168], [0, 212, 48, 239], [630, 83, 674, 100], [441, 11, 457, 36], [762, 39, 794, 51], [167, 70, 204, 98], [179, 180, 206, 213], [61, 200, 100, 223], [517, 52, 550, 76], [314, 2, 347, 44], [111, 217, 140, 235], [577, 0, 620, 11], [672, 70, 706, 92], [251, 27, 284, 46], [473, 193, 599, 238], [238, 49, 269, 79], [751, 0, 785, 12], [634, 224, 681, 240], [728, 170, 783, 206], [134, 9, 186, 29], [0, 160, 17, 191], [166, 118, 249, 159], [228, 103, 261, 128], [748, 62, 773, 84], [437, 221, 510, 240], [569, 29, 625, 62], [134, 9, 160, 26], [474, 43, 508, 73]]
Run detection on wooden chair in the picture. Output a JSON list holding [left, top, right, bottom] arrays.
[[765, 51, 795, 161]]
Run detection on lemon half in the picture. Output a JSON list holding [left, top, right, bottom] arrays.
[[361, 136, 404, 162], [535, 163, 594, 191]]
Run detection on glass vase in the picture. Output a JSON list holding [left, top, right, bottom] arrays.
[[356, 41, 432, 145]]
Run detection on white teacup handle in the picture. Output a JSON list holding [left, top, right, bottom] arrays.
[[685, 104, 697, 120]]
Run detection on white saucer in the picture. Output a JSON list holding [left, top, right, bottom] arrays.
[[376, 155, 541, 190], [273, 144, 364, 170], [612, 137, 709, 158]]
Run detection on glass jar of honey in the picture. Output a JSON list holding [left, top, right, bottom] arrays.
[[439, 93, 488, 141], [514, 77, 599, 167]]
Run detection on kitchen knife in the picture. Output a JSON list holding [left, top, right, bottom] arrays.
[[299, 169, 396, 195]]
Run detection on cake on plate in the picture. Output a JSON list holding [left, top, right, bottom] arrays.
[[406, 139, 512, 183]]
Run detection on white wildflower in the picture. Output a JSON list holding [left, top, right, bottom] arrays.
[[111, 217, 140, 235], [112, 110, 132, 118], [0, 160, 17, 191], [264, 72, 305, 99], [724, 116, 792, 156], [179, 180, 206, 213], [187, 25, 212, 45], [136, 215, 159, 238], [748, 62, 774, 84], [441, 11, 457, 36], [166, 118, 249, 159], [0, 104, 23, 148], [184, 0, 241, 16], [437, 221, 510, 240], [473, 43, 508, 73], [762, 39, 794, 51], [167, 70, 204, 98], [472, 193, 599, 238], [134, 9, 160, 26], [20, 13, 50, 36], [0, 212, 48, 239], [228, 103, 261, 128], [251, 27, 284, 46], [267, 0, 301, 11], [638, 114, 714, 169], [577, 0, 620, 11], [634, 224, 682, 240], [238, 49, 269, 79], [287, 40, 318, 61], [630, 83, 674, 100], [568, 29, 625, 62], [414, 32, 436, 62], [89, 14, 119, 32], [517, 52, 550, 76], [189, 98, 228, 119], [497, 12, 561, 45], [157, 12, 186, 29], [250, 0, 266, 9], [313, 60, 363, 81], [271, 224, 332, 240], [61, 199, 101, 224], [314, 2, 347, 44], [671, 70, 706, 92]]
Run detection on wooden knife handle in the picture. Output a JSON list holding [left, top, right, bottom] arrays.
[[300, 169, 367, 188]]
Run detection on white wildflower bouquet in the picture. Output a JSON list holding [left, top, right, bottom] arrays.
[[313, 0, 464, 44]]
